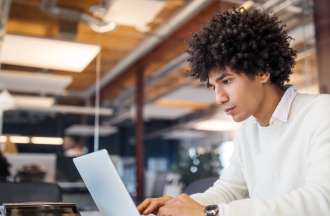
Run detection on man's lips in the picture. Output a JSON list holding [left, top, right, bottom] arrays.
[[225, 106, 236, 113]]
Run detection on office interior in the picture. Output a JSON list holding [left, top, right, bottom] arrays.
[[0, 0, 328, 214]]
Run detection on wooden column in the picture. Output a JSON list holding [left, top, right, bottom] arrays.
[[314, 0, 330, 93], [135, 66, 144, 202]]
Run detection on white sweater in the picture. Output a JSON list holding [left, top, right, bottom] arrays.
[[191, 92, 330, 216]]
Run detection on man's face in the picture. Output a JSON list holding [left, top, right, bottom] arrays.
[[208, 67, 266, 122]]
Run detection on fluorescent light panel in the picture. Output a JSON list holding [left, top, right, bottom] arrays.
[[104, 0, 165, 32], [9, 136, 30, 144], [3, 135, 63, 145], [142, 104, 192, 119], [161, 86, 214, 103], [31, 137, 63, 145], [14, 95, 55, 108], [192, 120, 240, 132], [162, 130, 208, 140], [0, 70, 72, 95], [65, 124, 117, 136], [1, 35, 101, 72]]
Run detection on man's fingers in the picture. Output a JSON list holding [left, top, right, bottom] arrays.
[[137, 198, 151, 212], [143, 200, 162, 215], [137, 199, 150, 211], [138, 196, 173, 215]]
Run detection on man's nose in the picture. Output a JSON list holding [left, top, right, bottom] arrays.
[[215, 90, 229, 105]]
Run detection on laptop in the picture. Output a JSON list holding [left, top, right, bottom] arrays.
[[73, 149, 140, 216]]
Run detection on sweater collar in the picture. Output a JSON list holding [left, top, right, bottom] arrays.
[[252, 86, 297, 125], [271, 86, 297, 123]]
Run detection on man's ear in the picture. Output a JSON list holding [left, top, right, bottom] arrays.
[[256, 72, 270, 84]]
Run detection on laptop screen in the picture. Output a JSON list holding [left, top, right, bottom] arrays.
[[73, 149, 140, 216]]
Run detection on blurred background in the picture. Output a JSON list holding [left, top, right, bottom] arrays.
[[0, 0, 328, 211]]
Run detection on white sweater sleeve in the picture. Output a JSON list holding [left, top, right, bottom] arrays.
[[191, 139, 249, 206], [220, 117, 330, 216]]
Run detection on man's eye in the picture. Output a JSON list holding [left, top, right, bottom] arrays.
[[223, 79, 232, 85]]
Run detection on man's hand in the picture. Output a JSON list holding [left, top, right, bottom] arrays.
[[137, 195, 173, 215], [157, 193, 204, 216]]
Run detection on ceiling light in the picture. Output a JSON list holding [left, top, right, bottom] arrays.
[[161, 86, 214, 103], [0, 70, 72, 95], [192, 119, 241, 131], [137, 104, 192, 120], [103, 0, 166, 32], [1, 34, 101, 72], [9, 136, 30, 144], [88, 21, 117, 33], [21, 105, 113, 116], [162, 130, 208, 140], [65, 124, 117, 136], [14, 96, 55, 108], [31, 137, 63, 145]]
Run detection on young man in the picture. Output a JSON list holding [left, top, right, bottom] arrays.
[[137, 8, 330, 216]]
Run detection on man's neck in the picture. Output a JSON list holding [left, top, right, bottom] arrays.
[[254, 85, 285, 127]]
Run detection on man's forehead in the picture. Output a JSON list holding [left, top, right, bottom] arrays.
[[208, 68, 229, 83]]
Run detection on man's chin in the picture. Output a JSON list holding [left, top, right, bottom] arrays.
[[232, 114, 249, 122]]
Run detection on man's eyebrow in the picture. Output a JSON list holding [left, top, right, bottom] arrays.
[[215, 73, 229, 82], [208, 72, 229, 86]]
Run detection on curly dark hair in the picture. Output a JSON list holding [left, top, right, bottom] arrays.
[[187, 8, 296, 88]]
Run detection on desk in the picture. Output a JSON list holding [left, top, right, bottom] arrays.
[[58, 182, 97, 211]]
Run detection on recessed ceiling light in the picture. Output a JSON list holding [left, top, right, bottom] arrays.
[[1, 34, 101, 72]]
